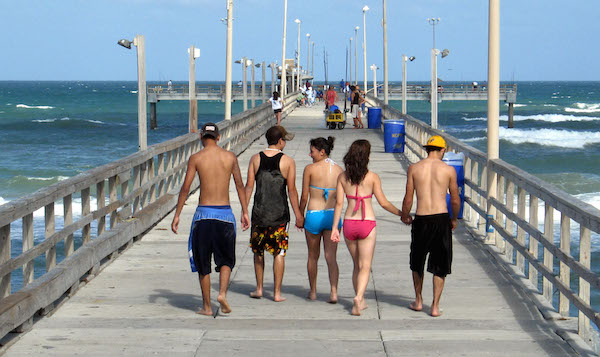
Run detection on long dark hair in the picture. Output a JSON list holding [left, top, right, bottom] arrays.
[[273, 91, 280, 100], [310, 136, 335, 156], [343, 140, 370, 185]]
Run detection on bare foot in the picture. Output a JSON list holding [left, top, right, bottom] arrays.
[[273, 295, 287, 302], [409, 301, 423, 312], [217, 295, 232, 314], [307, 291, 317, 301], [250, 290, 262, 299], [328, 292, 338, 304], [351, 297, 361, 316], [430, 306, 443, 317], [196, 308, 213, 316]]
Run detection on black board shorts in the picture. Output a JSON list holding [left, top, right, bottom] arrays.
[[191, 219, 236, 275], [410, 213, 452, 277]]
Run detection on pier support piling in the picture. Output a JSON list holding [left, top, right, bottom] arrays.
[[508, 102, 514, 128], [150, 102, 157, 130]]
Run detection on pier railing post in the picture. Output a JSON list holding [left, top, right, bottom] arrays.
[[528, 195, 539, 288], [45, 203, 56, 271], [516, 187, 526, 271], [22, 214, 34, 286], [543, 204, 554, 302], [0, 225, 10, 298], [579, 226, 591, 338], [559, 213, 571, 316]]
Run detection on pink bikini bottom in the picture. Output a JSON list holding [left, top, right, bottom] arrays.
[[343, 219, 376, 241]]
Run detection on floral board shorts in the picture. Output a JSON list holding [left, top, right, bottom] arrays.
[[250, 223, 289, 257]]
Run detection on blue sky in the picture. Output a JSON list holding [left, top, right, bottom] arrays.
[[1, 0, 599, 82]]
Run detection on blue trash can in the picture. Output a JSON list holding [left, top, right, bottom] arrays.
[[367, 107, 382, 129], [383, 120, 405, 153], [443, 152, 465, 219]]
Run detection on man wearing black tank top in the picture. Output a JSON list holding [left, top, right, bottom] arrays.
[[245, 126, 304, 302]]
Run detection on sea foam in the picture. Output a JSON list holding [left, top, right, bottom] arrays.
[[16, 104, 54, 109], [565, 103, 600, 113], [463, 114, 600, 123], [499, 127, 600, 149]]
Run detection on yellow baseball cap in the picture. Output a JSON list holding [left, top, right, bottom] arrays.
[[424, 135, 446, 149]]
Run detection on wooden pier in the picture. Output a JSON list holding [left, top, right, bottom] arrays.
[[0, 100, 598, 356]]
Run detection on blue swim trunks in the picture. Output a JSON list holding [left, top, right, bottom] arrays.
[[304, 209, 342, 235], [188, 205, 236, 275]]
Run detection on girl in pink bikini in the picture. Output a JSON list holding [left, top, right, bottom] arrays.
[[331, 139, 402, 316]]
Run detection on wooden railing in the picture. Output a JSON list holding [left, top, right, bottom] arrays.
[[367, 96, 600, 342], [0, 92, 298, 338]]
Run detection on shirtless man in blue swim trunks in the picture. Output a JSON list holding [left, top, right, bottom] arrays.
[[299, 136, 343, 303], [171, 123, 250, 316], [401, 135, 460, 317]]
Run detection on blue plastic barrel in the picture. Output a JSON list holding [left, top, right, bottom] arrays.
[[443, 152, 465, 219], [383, 120, 405, 153], [367, 107, 382, 129]]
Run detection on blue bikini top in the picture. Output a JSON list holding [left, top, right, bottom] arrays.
[[309, 185, 336, 201]]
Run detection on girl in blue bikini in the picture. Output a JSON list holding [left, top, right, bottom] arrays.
[[299, 136, 344, 303]]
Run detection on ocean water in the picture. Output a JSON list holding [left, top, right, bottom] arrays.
[[1, 80, 599, 317]]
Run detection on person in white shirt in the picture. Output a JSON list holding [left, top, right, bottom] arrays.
[[269, 91, 284, 125]]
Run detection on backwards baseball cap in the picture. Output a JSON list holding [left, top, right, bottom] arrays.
[[266, 125, 295, 145], [201, 122, 219, 138], [423, 135, 446, 149]]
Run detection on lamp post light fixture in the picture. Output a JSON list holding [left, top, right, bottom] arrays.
[[117, 35, 147, 151], [370, 64, 379, 98], [354, 26, 359, 85], [401, 55, 416, 115], [362, 6, 369, 93], [295, 19, 301, 91]]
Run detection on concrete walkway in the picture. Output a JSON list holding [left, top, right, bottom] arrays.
[[3, 103, 591, 356]]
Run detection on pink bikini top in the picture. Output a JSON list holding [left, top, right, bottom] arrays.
[[346, 186, 373, 220]]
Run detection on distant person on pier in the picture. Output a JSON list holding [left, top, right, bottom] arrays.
[[269, 91, 284, 126], [351, 85, 365, 129], [167, 79, 173, 92], [400, 135, 460, 317], [299, 136, 344, 303], [339, 79, 345, 93], [245, 126, 304, 302], [330, 140, 402, 316], [171, 123, 250, 316], [325, 85, 338, 110]]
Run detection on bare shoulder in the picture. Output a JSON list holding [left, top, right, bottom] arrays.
[[281, 153, 296, 165]]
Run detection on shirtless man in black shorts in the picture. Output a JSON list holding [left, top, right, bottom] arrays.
[[400, 135, 460, 317], [171, 123, 250, 316]]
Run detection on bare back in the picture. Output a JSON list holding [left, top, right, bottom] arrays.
[[409, 158, 455, 216], [193, 145, 237, 205], [306, 159, 343, 210]]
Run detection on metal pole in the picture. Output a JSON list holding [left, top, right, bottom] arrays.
[[296, 20, 301, 91], [188, 45, 197, 133], [362, 10, 368, 93], [281, 0, 288, 97], [251, 59, 255, 108], [271, 63, 276, 94], [372, 65, 377, 98], [134, 35, 147, 151], [242, 57, 248, 111], [349, 38, 353, 85], [354, 27, 358, 85], [224, 0, 233, 120], [486, 0, 500, 243], [431, 49, 438, 129], [382, 0, 389, 105], [262, 61, 266, 103], [311, 42, 315, 77], [402, 55, 407, 114], [306, 34, 310, 80]]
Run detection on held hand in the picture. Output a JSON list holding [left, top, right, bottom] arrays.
[[171, 216, 179, 234], [295, 216, 304, 229], [401, 214, 413, 225], [331, 229, 340, 243], [241, 212, 250, 231], [451, 219, 458, 231]]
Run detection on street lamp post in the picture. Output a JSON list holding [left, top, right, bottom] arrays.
[[354, 26, 359, 85], [281, 0, 288, 96], [117, 35, 147, 151], [260, 62, 266, 103], [427, 18, 449, 129], [382, 0, 389, 105], [349, 37, 353, 84], [362, 6, 369, 93], [295, 19, 301, 91], [250, 59, 255, 108], [188, 45, 200, 133], [311, 41, 315, 77], [402, 55, 415, 115], [306, 33, 310, 81], [224, 0, 233, 121], [235, 57, 248, 111], [370, 64, 378, 97], [268, 63, 276, 93], [487, 0, 500, 247]]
